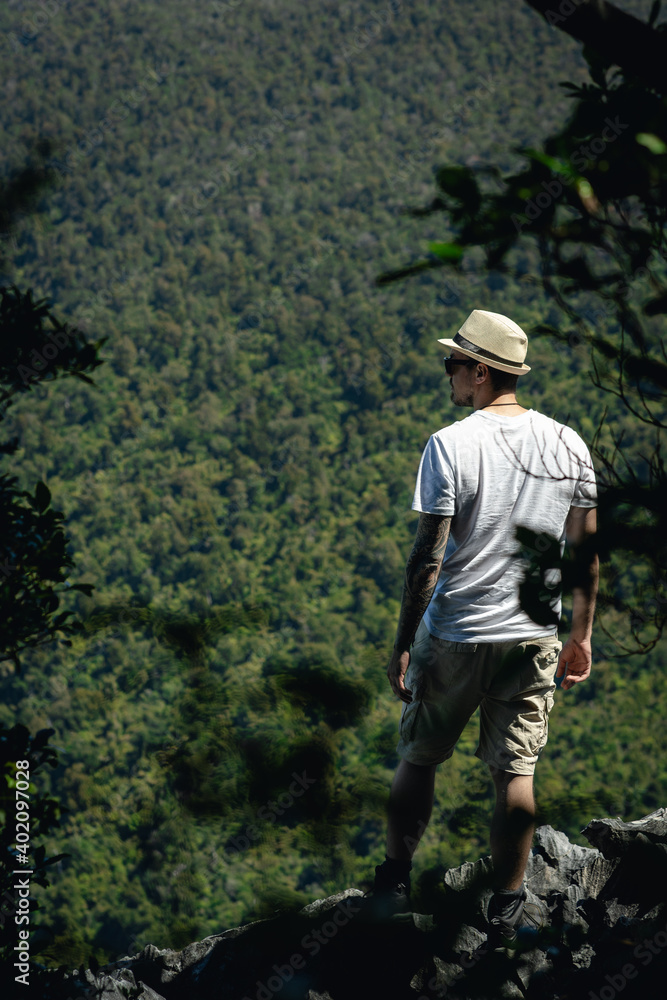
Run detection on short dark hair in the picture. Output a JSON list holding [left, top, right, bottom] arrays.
[[487, 366, 519, 393]]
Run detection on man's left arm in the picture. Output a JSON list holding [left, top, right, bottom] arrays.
[[556, 505, 598, 691], [387, 512, 452, 703]]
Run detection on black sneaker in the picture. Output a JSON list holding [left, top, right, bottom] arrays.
[[487, 885, 548, 949], [359, 864, 412, 921]]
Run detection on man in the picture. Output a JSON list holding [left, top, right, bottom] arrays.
[[368, 309, 598, 944]]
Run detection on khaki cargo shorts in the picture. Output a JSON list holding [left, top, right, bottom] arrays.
[[396, 619, 561, 775]]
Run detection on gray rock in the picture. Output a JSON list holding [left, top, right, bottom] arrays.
[[300, 888, 364, 918], [49, 811, 667, 1000], [582, 807, 667, 859], [533, 824, 600, 875], [443, 855, 494, 895], [571, 941, 596, 969], [548, 882, 590, 929]]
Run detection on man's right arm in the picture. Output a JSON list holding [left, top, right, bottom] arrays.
[[556, 505, 599, 691]]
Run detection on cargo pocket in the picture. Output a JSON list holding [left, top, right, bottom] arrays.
[[531, 688, 555, 756], [399, 697, 423, 744], [534, 639, 561, 672]]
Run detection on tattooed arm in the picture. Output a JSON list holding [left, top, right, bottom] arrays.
[[387, 513, 452, 703]]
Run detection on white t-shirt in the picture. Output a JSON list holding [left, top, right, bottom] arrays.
[[412, 409, 597, 642]]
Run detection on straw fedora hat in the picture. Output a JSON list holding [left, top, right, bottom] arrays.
[[438, 309, 531, 374]]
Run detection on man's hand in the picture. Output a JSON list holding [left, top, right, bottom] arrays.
[[387, 648, 412, 703], [556, 636, 592, 691]]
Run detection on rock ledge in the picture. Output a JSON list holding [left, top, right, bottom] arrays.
[[41, 809, 667, 1000]]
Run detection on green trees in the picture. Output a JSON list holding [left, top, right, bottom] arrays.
[[0, 158, 106, 979]]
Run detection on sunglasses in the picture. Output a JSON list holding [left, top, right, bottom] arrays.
[[443, 356, 477, 376]]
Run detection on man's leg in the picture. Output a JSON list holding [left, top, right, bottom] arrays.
[[386, 758, 437, 861], [363, 758, 436, 913], [489, 766, 535, 890]]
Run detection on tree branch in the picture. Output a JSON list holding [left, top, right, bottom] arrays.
[[524, 0, 667, 94]]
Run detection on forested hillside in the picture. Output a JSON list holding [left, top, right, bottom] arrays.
[[1, 0, 664, 969]]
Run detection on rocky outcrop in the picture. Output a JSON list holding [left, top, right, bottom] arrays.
[[40, 809, 667, 1000]]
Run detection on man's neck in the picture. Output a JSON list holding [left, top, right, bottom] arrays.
[[474, 394, 527, 416]]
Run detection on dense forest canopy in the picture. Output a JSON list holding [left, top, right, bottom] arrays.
[[1, 0, 665, 970]]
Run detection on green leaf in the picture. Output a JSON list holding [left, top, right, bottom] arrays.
[[643, 292, 667, 315], [33, 728, 56, 750], [427, 242, 464, 261], [434, 166, 481, 213], [43, 852, 69, 866], [636, 133, 667, 154], [375, 258, 443, 286], [623, 355, 667, 389], [582, 45, 610, 89], [34, 481, 51, 512], [559, 81, 584, 94], [67, 583, 95, 595], [649, 0, 661, 27], [575, 178, 595, 200], [524, 147, 578, 181]]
